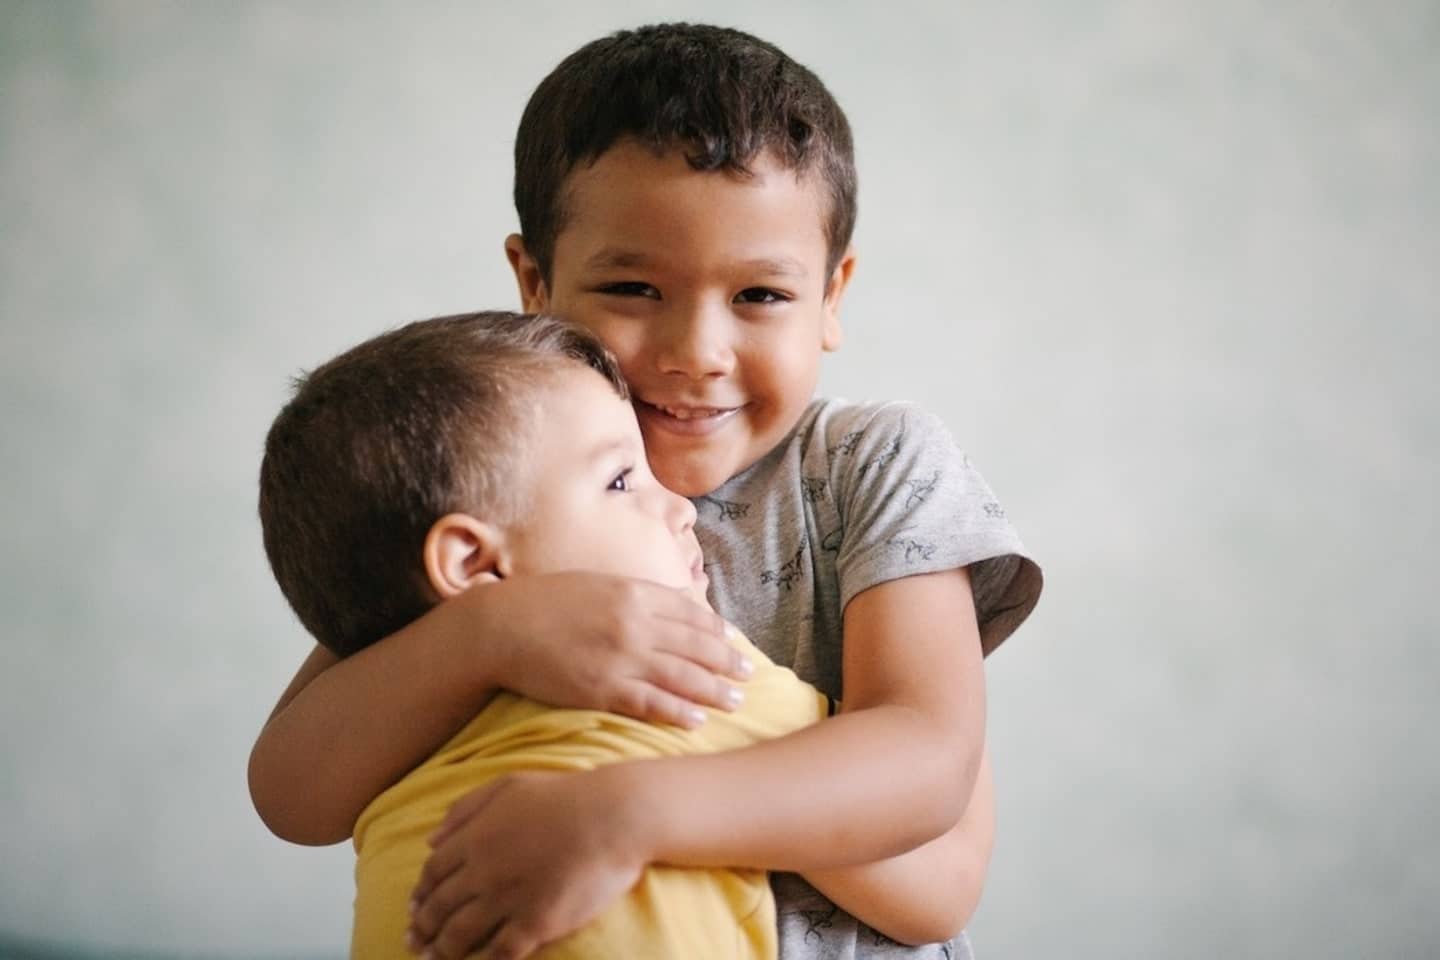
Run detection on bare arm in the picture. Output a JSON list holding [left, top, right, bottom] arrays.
[[248, 592, 502, 846], [633, 567, 984, 868], [803, 746, 996, 945], [248, 574, 743, 846]]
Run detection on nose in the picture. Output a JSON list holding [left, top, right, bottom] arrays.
[[655, 301, 735, 380], [657, 485, 698, 535]]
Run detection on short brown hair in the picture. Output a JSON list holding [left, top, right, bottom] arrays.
[[258, 311, 627, 658], [515, 22, 857, 283]]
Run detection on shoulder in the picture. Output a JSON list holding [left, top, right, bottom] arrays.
[[801, 398, 962, 493], [806, 397, 949, 447]]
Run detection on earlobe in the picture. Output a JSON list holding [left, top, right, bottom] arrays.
[[821, 246, 857, 352], [504, 234, 551, 314], [423, 514, 511, 600]]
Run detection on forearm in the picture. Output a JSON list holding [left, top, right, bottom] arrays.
[[248, 597, 498, 845], [252, 572, 743, 847], [803, 746, 996, 945], [616, 695, 983, 873], [611, 571, 985, 877]]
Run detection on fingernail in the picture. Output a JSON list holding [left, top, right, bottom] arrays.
[[687, 707, 707, 727], [725, 686, 745, 709], [737, 656, 754, 678], [405, 930, 418, 952]]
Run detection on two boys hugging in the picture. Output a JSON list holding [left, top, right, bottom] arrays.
[[251, 22, 1042, 960]]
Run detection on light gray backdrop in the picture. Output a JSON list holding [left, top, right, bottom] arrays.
[[2, 1, 1436, 957]]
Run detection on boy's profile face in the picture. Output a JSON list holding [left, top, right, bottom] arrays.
[[508, 140, 854, 498], [502, 365, 708, 602]]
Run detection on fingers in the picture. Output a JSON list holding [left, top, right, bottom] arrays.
[[419, 905, 502, 960], [610, 680, 708, 729], [409, 865, 486, 951], [424, 912, 543, 960], [410, 836, 466, 914], [648, 591, 752, 682], [411, 883, 547, 960], [643, 654, 747, 717], [663, 624, 754, 684], [652, 589, 728, 639], [587, 585, 750, 724], [490, 573, 755, 722], [477, 922, 542, 960]]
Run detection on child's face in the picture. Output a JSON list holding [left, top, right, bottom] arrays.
[[509, 141, 853, 497], [503, 366, 708, 601]]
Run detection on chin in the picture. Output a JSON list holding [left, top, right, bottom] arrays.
[[643, 442, 738, 497], [653, 471, 719, 499], [652, 456, 747, 499]]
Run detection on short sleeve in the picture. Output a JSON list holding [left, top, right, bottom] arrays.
[[827, 402, 1043, 655]]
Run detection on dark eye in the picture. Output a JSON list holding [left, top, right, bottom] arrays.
[[599, 282, 660, 299], [607, 468, 633, 492], [734, 287, 790, 305]]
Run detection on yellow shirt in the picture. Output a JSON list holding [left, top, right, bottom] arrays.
[[352, 626, 827, 959]]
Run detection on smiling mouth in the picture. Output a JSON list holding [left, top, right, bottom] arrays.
[[635, 400, 743, 437], [646, 402, 738, 421]]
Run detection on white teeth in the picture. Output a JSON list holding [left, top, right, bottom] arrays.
[[658, 404, 726, 421]]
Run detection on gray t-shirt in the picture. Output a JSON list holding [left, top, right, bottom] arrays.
[[694, 398, 1043, 960]]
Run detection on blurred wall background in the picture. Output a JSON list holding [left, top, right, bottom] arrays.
[[2, 1, 1435, 957]]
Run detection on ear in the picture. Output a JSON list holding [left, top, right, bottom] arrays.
[[505, 234, 551, 313], [820, 245, 856, 352], [422, 513, 512, 600]]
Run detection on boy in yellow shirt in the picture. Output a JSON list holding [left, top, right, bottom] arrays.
[[258, 311, 829, 958]]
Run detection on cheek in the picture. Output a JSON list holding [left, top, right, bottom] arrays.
[[584, 324, 648, 379], [751, 336, 815, 391]]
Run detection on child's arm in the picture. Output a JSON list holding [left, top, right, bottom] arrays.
[[802, 745, 995, 945], [409, 567, 985, 958], [248, 572, 747, 845]]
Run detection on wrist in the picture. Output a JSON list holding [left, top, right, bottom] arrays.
[[438, 583, 509, 700], [589, 762, 661, 866]]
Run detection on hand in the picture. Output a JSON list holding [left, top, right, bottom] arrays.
[[407, 769, 646, 959], [474, 572, 752, 729]]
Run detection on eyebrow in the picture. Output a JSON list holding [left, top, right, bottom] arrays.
[[584, 437, 631, 468], [584, 248, 653, 271], [583, 248, 809, 278]]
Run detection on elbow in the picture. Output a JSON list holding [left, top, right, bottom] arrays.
[[935, 879, 986, 945], [930, 870, 986, 945], [867, 894, 973, 948], [891, 917, 967, 950], [892, 857, 987, 946], [247, 744, 349, 847]]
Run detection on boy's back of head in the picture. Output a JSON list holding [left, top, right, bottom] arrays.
[[258, 311, 626, 658], [515, 22, 857, 282]]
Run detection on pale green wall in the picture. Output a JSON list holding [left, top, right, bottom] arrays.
[[2, 1, 1436, 956]]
